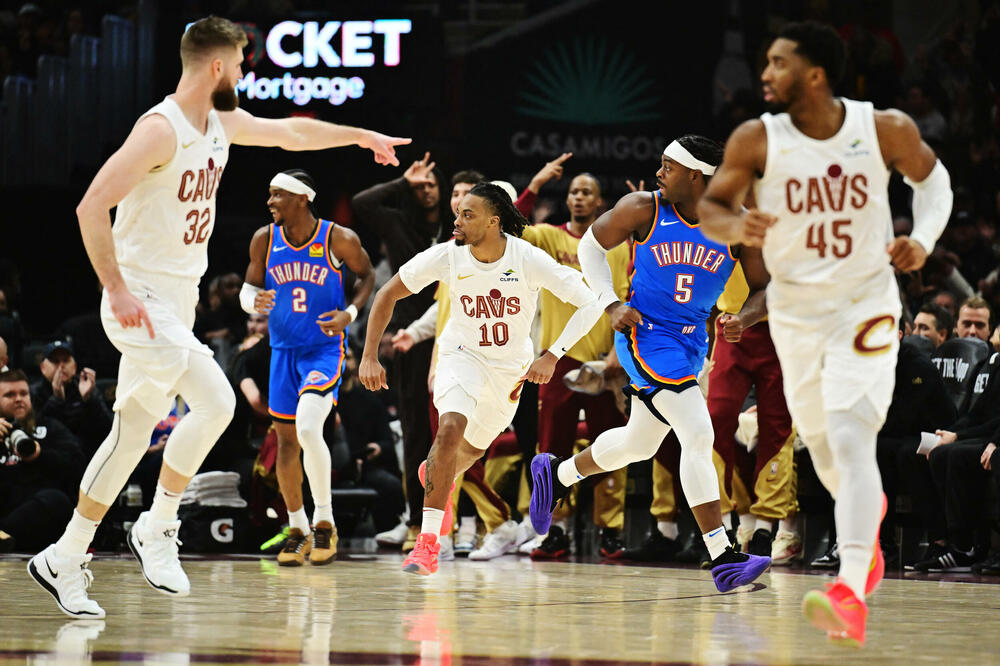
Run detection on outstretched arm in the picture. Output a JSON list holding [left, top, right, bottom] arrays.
[[698, 120, 775, 246], [77, 114, 176, 339], [578, 191, 653, 332], [221, 108, 410, 166], [359, 275, 414, 391]]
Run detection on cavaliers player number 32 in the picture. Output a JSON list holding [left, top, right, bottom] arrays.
[[697, 21, 952, 647], [28, 16, 409, 619]]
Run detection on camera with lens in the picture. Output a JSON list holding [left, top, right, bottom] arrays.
[[2, 422, 36, 462]]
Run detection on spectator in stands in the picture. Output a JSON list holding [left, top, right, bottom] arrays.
[[194, 272, 246, 370], [955, 296, 992, 341], [0, 368, 85, 551], [904, 81, 948, 146], [0, 335, 7, 371], [31, 339, 112, 456], [336, 347, 404, 533], [933, 290, 958, 319], [913, 302, 953, 348], [0, 287, 25, 371], [351, 151, 452, 551]]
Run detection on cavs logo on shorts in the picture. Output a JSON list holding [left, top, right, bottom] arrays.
[[305, 370, 329, 385], [853, 315, 895, 356], [509, 379, 525, 403], [309, 243, 323, 257]]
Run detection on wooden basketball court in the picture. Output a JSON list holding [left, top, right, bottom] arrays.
[[1, 553, 996, 664]]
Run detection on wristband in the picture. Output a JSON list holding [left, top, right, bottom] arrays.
[[345, 304, 359, 322], [240, 282, 263, 314]]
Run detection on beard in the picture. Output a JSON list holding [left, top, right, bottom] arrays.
[[454, 237, 466, 246], [212, 80, 239, 111], [765, 98, 790, 113]]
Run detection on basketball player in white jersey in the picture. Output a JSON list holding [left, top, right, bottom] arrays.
[[358, 182, 604, 575], [698, 22, 952, 646], [28, 16, 409, 618]]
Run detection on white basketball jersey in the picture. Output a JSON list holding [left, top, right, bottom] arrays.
[[754, 98, 892, 290], [113, 97, 230, 281], [439, 238, 540, 372]]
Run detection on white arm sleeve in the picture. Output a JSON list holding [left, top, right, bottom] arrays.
[[578, 227, 620, 310], [905, 159, 952, 254], [528, 249, 604, 359], [405, 301, 439, 343], [240, 282, 262, 314]]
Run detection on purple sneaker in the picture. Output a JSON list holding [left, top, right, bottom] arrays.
[[712, 552, 771, 592], [529, 454, 567, 535]]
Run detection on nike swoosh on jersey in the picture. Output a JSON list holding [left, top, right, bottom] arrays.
[[273, 246, 286, 252], [181, 140, 195, 149], [457, 274, 473, 280], [659, 220, 680, 226]]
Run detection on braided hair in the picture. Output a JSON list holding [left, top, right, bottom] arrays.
[[468, 182, 527, 238]]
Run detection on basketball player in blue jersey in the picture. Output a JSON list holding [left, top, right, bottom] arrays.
[[530, 135, 773, 592], [242, 169, 374, 566]]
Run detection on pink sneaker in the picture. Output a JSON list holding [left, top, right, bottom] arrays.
[[417, 460, 454, 536], [402, 533, 440, 576]]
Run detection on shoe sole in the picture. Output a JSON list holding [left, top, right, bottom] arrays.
[[309, 552, 337, 566], [27, 558, 105, 619], [802, 590, 862, 647], [127, 526, 189, 597], [928, 566, 972, 573], [277, 558, 305, 567], [529, 455, 555, 535], [530, 549, 568, 560], [402, 562, 435, 575]]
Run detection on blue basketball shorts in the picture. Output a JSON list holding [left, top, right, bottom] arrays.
[[268, 340, 346, 423], [615, 317, 708, 394]]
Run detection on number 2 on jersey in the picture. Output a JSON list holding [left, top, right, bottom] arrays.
[[806, 219, 852, 258], [292, 287, 307, 312]]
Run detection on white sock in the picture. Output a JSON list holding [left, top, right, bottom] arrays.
[[557, 457, 585, 487], [54, 510, 99, 558], [313, 503, 334, 526], [421, 508, 445, 536], [458, 516, 476, 537], [702, 526, 731, 561], [839, 544, 872, 600], [288, 506, 310, 534], [739, 512, 755, 532], [755, 518, 774, 533], [779, 517, 797, 533], [656, 520, 678, 540], [722, 513, 733, 530], [149, 482, 183, 522]]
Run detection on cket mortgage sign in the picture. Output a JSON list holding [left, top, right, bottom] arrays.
[[230, 19, 412, 107]]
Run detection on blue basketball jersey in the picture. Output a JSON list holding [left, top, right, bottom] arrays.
[[265, 219, 346, 349], [628, 193, 736, 325]]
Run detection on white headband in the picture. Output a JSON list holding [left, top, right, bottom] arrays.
[[663, 140, 716, 176], [490, 180, 518, 203], [270, 173, 316, 202]]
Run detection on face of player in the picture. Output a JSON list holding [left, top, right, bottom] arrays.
[[761, 37, 810, 113], [414, 172, 440, 211], [453, 194, 498, 246], [566, 175, 601, 222], [211, 46, 244, 111], [913, 312, 946, 347], [655, 155, 692, 202], [450, 181, 477, 216], [0, 380, 31, 421], [267, 187, 308, 226], [955, 306, 991, 341]]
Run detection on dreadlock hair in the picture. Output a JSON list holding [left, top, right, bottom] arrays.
[[675, 135, 724, 182], [778, 21, 847, 89], [452, 170, 486, 187], [281, 169, 318, 216], [468, 182, 528, 238]]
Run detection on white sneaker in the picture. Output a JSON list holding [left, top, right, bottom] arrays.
[[127, 512, 190, 597], [375, 520, 409, 546], [514, 517, 537, 548], [518, 533, 545, 555], [454, 531, 476, 556], [736, 525, 754, 553], [438, 534, 455, 561], [469, 520, 519, 561], [28, 544, 106, 618], [771, 529, 803, 565]]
